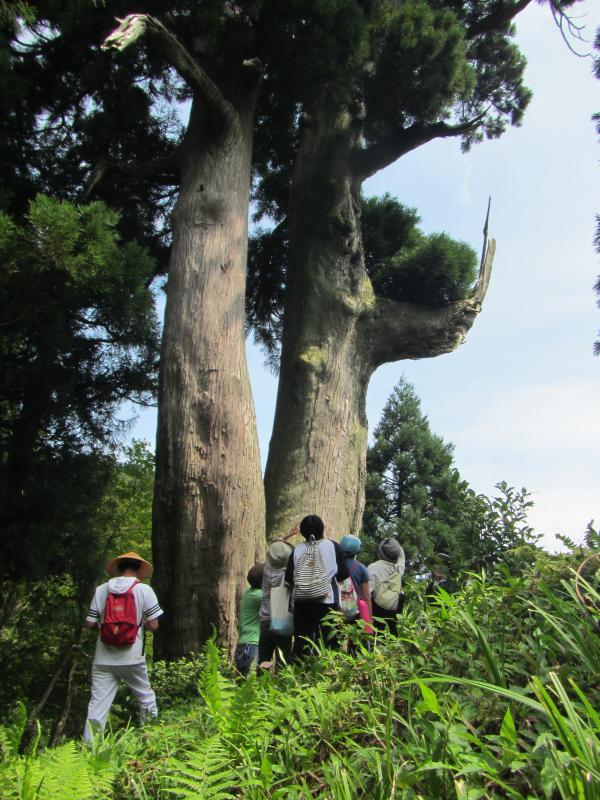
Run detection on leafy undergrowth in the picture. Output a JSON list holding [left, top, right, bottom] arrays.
[[1, 555, 600, 799]]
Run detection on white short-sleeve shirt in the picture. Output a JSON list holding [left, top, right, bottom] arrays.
[[86, 577, 163, 665]]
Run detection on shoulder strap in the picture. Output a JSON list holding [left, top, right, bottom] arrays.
[[101, 579, 142, 625], [348, 560, 363, 578]]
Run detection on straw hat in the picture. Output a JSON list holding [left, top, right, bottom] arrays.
[[106, 551, 153, 580]]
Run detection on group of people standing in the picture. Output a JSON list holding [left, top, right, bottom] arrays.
[[235, 514, 407, 675], [82, 522, 454, 740]]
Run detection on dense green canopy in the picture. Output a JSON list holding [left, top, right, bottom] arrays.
[[248, 0, 580, 356], [0, 195, 158, 581]]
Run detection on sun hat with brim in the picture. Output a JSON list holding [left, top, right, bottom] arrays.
[[266, 540, 293, 570], [106, 551, 153, 580], [378, 537, 402, 563]]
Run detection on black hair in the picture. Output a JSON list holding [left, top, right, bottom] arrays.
[[299, 514, 324, 540], [117, 558, 142, 574], [247, 563, 265, 589]]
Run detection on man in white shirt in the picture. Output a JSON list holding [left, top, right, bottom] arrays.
[[83, 551, 163, 742]]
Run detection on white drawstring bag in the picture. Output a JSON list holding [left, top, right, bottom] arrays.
[[270, 575, 293, 636], [294, 536, 330, 600]]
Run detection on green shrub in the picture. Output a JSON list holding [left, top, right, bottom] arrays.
[[2, 546, 600, 799]]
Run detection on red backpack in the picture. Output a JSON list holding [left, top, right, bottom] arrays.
[[100, 580, 140, 647]]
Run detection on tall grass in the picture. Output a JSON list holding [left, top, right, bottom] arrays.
[[1, 553, 599, 798]]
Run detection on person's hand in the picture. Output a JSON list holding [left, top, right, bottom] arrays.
[[283, 524, 300, 541]]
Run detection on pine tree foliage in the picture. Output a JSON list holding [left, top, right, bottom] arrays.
[[363, 377, 472, 569], [362, 195, 478, 306], [0, 1, 182, 263], [0, 195, 158, 583], [364, 379, 540, 573], [247, 0, 583, 355]]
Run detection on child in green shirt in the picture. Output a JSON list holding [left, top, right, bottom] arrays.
[[235, 563, 264, 676]]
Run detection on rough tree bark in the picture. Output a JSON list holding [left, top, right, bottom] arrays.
[[264, 100, 494, 540], [153, 94, 265, 658], [102, 16, 265, 658]]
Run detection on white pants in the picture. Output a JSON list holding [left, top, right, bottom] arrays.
[[84, 662, 158, 742]]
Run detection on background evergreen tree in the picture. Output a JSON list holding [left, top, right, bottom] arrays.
[[363, 378, 541, 575], [363, 377, 475, 571], [0, 195, 159, 587], [0, 1, 179, 265]]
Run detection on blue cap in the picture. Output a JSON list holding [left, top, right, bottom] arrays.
[[339, 535, 361, 555]]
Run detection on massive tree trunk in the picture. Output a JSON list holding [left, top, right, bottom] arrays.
[[264, 101, 494, 540], [264, 103, 372, 540], [152, 88, 265, 659], [101, 15, 265, 659]]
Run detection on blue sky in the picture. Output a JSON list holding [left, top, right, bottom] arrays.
[[128, 1, 599, 549]]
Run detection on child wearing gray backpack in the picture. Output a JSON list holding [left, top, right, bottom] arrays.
[[284, 515, 349, 659]]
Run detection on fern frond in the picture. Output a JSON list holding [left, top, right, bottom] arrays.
[[198, 641, 234, 733], [37, 741, 95, 800], [0, 702, 27, 759], [271, 682, 356, 742], [1, 740, 115, 800], [162, 734, 236, 800], [222, 676, 273, 748]]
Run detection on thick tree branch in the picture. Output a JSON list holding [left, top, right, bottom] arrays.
[[467, 0, 533, 38], [352, 117, 483, 181], [365, 209, 496, 368], [101, 14, 237, 124]]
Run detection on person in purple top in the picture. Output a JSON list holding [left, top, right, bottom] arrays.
[[258, 531, 296, 667]]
